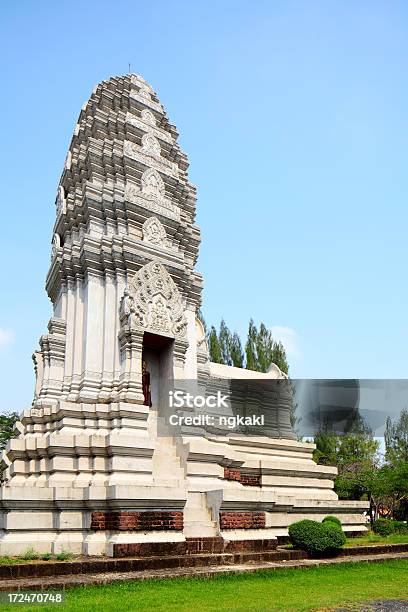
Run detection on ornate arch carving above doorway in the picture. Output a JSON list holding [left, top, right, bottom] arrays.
[[120, 261, 187, 339]]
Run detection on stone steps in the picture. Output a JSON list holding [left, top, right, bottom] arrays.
[[0, 549, 305, 583], [152, 416, 185, 483], [0, 543, 407, 586], [183, 492, 218, 537], [0, 551, 407, 592]]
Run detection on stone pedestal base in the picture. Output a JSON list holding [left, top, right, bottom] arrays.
[[0, 485, 187, 556], [0, 432, 369, 556]]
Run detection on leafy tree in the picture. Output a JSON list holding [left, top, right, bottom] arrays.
[[255, 323, 272, 372], [337, 417, 379, 466], [388, 461, 408, 520], [383, 408, 408, 519], [367, 465, 400, 521], [201, 315, 289, 374], [208, 326, 223, 363], [313, 409, 408, 522], [313, 429, 338, 466], [360, 462, 408, 522], [271, 341, 289, 375], [229, 332, 244, 368], [0, 412, 19, 451], [245, 320, 289, 374], [313, 417, 380, 510], [245, 319, 258, 371], [219, 319, 232, 366], [334, 461, 375, 502], [385, 408, 408, 465]]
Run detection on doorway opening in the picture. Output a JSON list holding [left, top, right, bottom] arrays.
[[142, 332, 174, 409]]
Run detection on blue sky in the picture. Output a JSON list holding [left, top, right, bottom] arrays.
[[0, 1, 407, 413]]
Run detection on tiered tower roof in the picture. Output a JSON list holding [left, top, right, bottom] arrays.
[[47, 74, 202, 308]]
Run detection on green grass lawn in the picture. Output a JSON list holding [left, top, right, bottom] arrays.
[[344, 532, 408, 546], [0, 552, 74, 565], [2, 559, 407, 612]]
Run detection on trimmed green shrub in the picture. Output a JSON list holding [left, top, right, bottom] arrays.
[[372, 518, 395, 536], [323, 520, 342, 532], [371, 518, 408, 536], [322, 516, 342, 528], [391, 520, 408, 534], [288, 519, 346, 555]]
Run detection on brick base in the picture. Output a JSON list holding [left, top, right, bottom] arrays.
[[219, 511, 266, 530], [113, 536, 277, 558], [2, 544, 408, 582], [91, 511, 183, 531]]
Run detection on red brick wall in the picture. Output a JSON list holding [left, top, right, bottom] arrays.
[[223, 467, 261, 486], [224, 467, 241, 482], [240, 473, 261, 486], [219, 511, 266, 529], [91, 511, 183, 531], [90, 512, 108, 530]]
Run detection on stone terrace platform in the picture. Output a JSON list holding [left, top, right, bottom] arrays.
[[0, 543, 407, 591]]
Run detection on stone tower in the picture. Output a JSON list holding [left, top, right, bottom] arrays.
[[45, 73, 201, 406], [0, 75, 367, 557]]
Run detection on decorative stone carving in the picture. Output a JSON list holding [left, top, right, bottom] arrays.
[[124, 140, 177, 178], [141, 133, 161, 156], [55, 186, 66, 215], [119, 288, 137, 326], [51, 233, 61, 259], [142, 217, 167, 246], [129, 80, 163, 113], [196, 316, 209, 355], [141, 168, 165, 202], [125, 182, 180, 221], [131, 74, 147, 86], [32, 351, 44, 402], [138, 84, 151, 99], [151, 295, 172, 333], [65, 151, 72, 170], [120, 261, 187, 338], [127, 112, 171, 143], [141, 109, 156, 126]]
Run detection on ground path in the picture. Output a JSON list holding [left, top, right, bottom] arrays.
[[336, 601, 408, 611]]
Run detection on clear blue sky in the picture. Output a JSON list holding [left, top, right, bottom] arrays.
[[0, 0, 407, 413]]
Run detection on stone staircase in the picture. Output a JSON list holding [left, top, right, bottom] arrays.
[[183, 492, 219, 537], [151, 415, 185, 486]]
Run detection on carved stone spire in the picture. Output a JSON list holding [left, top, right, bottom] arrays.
[[41, 74, 202, 405]]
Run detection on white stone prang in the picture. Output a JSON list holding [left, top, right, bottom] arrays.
[[0, 74, 368, 556]]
